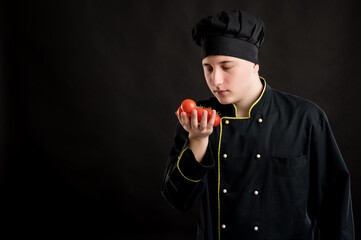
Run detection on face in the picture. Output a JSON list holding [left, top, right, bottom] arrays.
[[202, 55, 259, 105]]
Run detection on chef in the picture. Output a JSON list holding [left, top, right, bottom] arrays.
[[161, 10, 354, 240]]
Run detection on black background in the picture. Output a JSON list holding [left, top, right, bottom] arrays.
[[1, 0, 360, 239]]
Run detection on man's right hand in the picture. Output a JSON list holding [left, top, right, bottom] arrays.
[[175, 109, 216, 162]]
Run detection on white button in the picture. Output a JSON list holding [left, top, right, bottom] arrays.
[[256, 154, 261, 159], [254, 190, 259, 196], [223, 154, 228, 158], [222, 224, 226, 229], [223, 189, 227, 194], [254, 226, 259, 231], [258, 118, 263, 123]]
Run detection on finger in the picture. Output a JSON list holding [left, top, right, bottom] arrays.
[[176, 107, 183, 121], [190, 109, 199, 129], [175, 111, 180, 121], [181, 111, 190, 126], [207, 110, 216, 127], [199, 109, 208, 130]]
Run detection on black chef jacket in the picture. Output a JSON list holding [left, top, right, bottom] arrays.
[[161, 77, 354, 240]]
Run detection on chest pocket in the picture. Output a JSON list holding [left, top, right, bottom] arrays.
[[272, 154, 307, 169], [271, 154, 308, 179]]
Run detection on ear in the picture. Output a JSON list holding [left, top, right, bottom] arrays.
[[253, 63, 259, 73]]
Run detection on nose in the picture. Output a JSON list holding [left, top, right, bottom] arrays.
[[212, 68, 223, 87]]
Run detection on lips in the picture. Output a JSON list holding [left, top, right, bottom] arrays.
[[214, 90, 228, 95]]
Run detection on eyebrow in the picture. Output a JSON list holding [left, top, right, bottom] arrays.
[[202, 61, 234, 66]]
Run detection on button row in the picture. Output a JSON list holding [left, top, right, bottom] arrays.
[[221, 224, 259, 231], [222, 153, 261, 159], [223, 118, 263, 125], [222, 189, 260, 195], [221, 117, 262, 234]]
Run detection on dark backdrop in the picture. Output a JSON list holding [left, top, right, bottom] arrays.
[[1, 0, 360, 239]]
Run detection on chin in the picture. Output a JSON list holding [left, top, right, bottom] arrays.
[[215, 96, 233, 105]]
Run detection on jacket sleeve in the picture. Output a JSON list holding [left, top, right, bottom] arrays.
[[161, 123, 215, 211], [309, 111, 355, 240]]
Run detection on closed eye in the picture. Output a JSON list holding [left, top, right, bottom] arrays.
[[221, 63, 233, 71], [203, 66, 213, 72]]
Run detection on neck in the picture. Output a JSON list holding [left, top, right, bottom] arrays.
[[234, 75, 263, 117]]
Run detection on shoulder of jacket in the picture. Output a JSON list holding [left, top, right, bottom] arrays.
[[271, 88, 326, 119]]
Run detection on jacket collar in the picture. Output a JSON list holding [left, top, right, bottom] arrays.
[[228, 76, 272, 119]]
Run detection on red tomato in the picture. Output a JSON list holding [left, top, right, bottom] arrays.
[[213, 114, 220, 127], [181, 99, 197, 114], [196, 107, 207, 122], [203, 108, 213, 119], [178, 100, 220, 127], [178, 106, 191, 119], [204, 108, 221, 127]]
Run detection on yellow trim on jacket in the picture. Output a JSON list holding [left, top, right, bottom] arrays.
[[231, 76, 267, 119], [177, 147, 201, 183]]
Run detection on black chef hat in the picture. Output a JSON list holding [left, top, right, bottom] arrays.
[[192, 10, 265, 64]]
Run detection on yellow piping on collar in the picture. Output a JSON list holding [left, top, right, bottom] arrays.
[[231, 76, 267, 118]]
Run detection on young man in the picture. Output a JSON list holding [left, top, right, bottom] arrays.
[[161, 10, 354, 240]]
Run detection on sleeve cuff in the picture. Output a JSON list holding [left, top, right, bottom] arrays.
[[177, 143, 214, 182]]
